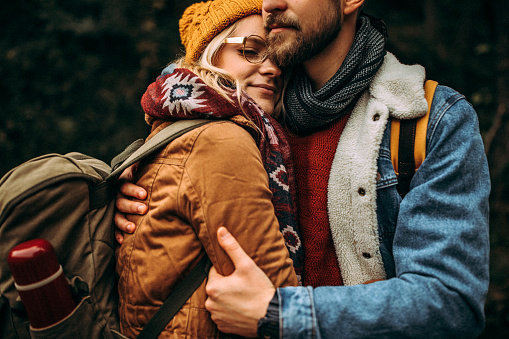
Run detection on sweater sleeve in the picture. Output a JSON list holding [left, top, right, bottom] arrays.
[[279, 89, 490, 338], [179, 121, 298, 288]]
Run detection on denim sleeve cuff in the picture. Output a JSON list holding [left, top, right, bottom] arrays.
[[279, 286, 319, 339]]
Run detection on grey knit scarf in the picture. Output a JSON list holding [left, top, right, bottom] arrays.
[[284, 14, 388, 134]]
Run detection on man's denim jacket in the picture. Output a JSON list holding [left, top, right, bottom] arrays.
[[278, 53, 490, 338]]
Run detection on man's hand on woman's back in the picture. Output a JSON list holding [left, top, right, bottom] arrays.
[[114, 167, 148, 244]]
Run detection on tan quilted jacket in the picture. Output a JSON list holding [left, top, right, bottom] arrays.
[[116, 117, 298, 338]]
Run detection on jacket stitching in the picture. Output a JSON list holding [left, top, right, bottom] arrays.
[[427, 90, 463, 147]]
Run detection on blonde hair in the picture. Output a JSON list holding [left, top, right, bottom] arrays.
[[172, 17, 287, 119]]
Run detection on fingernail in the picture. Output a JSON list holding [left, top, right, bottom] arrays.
[[137, 205, 145, 214], [137, 191, 144, 199], [218, 227, 228, 239], [127, 224, 134, 233]]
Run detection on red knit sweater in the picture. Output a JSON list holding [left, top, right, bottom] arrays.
[[284, 114, 351, 287]]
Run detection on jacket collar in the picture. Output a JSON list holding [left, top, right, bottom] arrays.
[[369, 52, 428, 120]]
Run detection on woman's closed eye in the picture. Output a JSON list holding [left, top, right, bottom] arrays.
[[243, 48, 262, 57]]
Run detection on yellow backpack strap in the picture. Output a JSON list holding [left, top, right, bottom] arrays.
[[390, 80, 438, 196]]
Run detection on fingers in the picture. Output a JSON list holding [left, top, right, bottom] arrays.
[[115, 194, 147, 215], [216, 227, 253, 269], [113, 173, 147, 245], [114, 210, 136, 233], [205, 267, 221, 300], [114, 229, 124, 245], [116, 181, 147, 218], [118, 181, 147, 201], [204, 242, 273, 337], [113, 211, 135, 245]]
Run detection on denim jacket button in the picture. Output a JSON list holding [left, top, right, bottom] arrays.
[[363, 252, 372, 259], [373, 113, 380, 121], [358, 188, 366, 196]]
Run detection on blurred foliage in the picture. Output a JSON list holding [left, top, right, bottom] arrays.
[[0, 0, 508, 337], [0, 0, 198, 168]]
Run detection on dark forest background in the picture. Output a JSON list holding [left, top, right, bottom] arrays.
[[1, 0, 508, 337]]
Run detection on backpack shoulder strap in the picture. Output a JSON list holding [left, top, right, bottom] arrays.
[[391, 80, 438, 197], [137, 255, 212, 339], [107, 119, 211, 180], [89, 120, 212, 209]]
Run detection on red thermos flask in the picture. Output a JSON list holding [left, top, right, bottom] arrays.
[[8, 239, 76, 329]]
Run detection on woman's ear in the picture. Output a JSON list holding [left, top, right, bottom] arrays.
[[343, 0, 365, 16]]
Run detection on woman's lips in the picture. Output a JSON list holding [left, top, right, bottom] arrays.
[[251, 84, 277, 95]]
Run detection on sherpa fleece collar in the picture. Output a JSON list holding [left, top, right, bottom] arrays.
[[370, 52, 428, 120], [327, 52, 427, 285]]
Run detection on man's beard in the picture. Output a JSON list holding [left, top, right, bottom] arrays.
[[265, 10, 342, 68]]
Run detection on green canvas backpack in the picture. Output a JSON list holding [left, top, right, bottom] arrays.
[[0, 119, 211, 339]]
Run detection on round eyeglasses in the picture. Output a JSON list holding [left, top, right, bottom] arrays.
[[223, 34, 268, 64]]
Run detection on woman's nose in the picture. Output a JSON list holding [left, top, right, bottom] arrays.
[[259, 58, 282, 78]]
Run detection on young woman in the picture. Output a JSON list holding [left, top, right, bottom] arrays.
[[115, 0, 302, 337]]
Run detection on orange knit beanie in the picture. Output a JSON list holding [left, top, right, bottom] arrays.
[[179, 0, 262, 61]]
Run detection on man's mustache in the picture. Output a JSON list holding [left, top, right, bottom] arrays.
[[264, 13, 301, 33]]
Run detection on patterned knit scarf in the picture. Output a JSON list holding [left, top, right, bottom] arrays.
[[284, 14, 388, 134], [141, 68, 304, 279]]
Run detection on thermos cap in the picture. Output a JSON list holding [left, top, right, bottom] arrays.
[[8, 239, 61, 286], [8, 238, 76, 329]]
